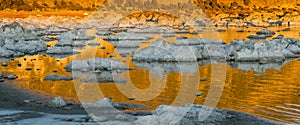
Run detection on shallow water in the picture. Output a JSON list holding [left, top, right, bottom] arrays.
[[1, 27, 300, 124]]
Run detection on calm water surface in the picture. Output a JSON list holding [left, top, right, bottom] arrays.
[[1, 27, 300, 124]]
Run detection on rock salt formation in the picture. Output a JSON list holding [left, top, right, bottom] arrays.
[[133, 37, 300, 63], [110, 40, 148, 48], [127, 27, 176, 34], [56, 29, 95, 41], [46, 29, 95, 57], [104, 32, 153, 41], [133, 39, 200, 62], [46, 46, 80, 55], [173, 38, 225, 46], [0, 22, 39, 41], [0, 22, 47, 58]]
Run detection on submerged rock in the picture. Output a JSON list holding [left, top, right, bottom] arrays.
[[228, 62, 284, 72], [256, 29, 275, 37], [247, 34, 267, 39], [44, 74, 73, 81], [133, 61, 199, 74], [80, 78, 127, 83]]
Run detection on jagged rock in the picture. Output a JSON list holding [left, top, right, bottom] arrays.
[[0, 38, 47, 57], [56, 29, 95, 41], [0, 22, 25, 34], [287, 45, 300, 54], [44, 74, 73, 81], [0, 47, 14, 58], [128, 27, 175, 34], [64, 58, 131, 72], [162, 34, 176, 38], [82, 98, 119, 108], [56, 39, 87, 47], [173, 38, 225, 46], [47, 26, 68, 34], [48, 97, 67, 108], [96, 31, 112, 36], [274, 34, 284, 39], [110, 40, 147, 48], [230, 42, 285, 62], [134, 105, 281, 125], [46, 46, 79, 55], [201, 44, 226, 59], [0, 22, 39, 41], [88, 42, 100, 46]]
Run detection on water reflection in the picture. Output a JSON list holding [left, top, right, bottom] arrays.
[[0, 28, 300, 123]]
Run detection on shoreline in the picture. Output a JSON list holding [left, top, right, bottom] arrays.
[[0, 83, 283, 124]]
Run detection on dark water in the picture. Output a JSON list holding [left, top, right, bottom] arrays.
[[1, 27, 300, 124]]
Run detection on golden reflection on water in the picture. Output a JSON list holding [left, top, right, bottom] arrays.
[[1, 28, 300, 123]]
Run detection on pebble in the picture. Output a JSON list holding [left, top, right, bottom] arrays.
[[24, 100, 34, 104], [2, 63, 8, 67], [196, 93, 202, 97], [128, 98, 136, 100], [25, 68, 32, 71], [62, 106, 72, 110], [200, 78, 207, 82], [7, 75, 17, 80], [0, 79, 4, 82]]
